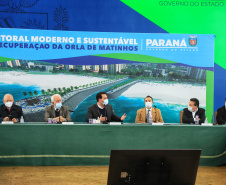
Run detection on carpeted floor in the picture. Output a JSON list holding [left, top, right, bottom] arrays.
[[0, 166, 225, 185]]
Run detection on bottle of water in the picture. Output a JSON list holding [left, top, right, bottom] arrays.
[[96, 117, 100, 124], [204, 118, 208, 124], [195, 115, 199, 125], [148, 114, 153, 124], [20, 116, 24, 123]]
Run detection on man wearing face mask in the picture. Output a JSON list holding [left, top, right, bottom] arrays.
[[86, 92, 126, 123], [182, 98, 205, 124], [44, 94, 72, 122], [0, 94, 23, 123], [216, 98, 226, 124], [135, 95, 164, 123]]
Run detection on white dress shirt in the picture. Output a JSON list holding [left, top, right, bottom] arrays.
[[192, 108, 198, 120]]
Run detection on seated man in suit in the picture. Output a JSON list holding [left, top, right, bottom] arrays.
[[216, 98, 226, 124], [0, 94, 23, 123], [135, 95, 164, 123], [44, 94, 72, 122], [182, 98, 205, 124], [86, 92, 126, 123]]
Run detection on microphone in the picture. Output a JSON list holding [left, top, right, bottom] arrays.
[[153, 105, 157, 123], [56, 108, 61, 123], [59, 109, 61, 123], [8, 110, 15, 120], [104, 104, 107, 124]]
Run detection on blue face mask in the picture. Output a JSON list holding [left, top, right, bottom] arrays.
[[56, 103, 62, 109], [103, 99, 109, 105]]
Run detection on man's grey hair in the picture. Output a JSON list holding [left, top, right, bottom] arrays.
[[51, 94, 61, 102]]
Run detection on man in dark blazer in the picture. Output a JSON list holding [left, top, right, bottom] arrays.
[[216, 99, 226, 124], [86, 92, 126, 123], [44, 94, 72, 122], [182, 98, 205, 124], [0, 94, 23, 123]]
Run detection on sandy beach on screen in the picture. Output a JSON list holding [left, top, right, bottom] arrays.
[[0, 71, 106, 90], [122, 82, 206, 107], [0, 72, 206, 106]]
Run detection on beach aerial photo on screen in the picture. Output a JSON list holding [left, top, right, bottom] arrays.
[[0, 60, 206, 123]]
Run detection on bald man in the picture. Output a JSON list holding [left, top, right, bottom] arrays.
[[44, 94, 72, 122], [0, 94, 23, 123]]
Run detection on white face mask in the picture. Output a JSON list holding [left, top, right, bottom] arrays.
[[103, 99, 108, 105], [188, 106, 193, 112], [145, 102, 152, 109], [5, 101, 13, 108]]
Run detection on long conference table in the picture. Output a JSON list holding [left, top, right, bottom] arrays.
[[0, 123, 225, 167]]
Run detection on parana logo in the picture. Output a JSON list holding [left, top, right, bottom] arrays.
[[146, 38, 187, 47], [189, 35, 197, 47]]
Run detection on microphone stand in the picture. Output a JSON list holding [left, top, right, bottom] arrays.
[[8, 110, 15, 121], [104, 104, 107, 124], [154, 105, 157, 123], [57, 108, 61, 124], [59, 109, 61, 123]]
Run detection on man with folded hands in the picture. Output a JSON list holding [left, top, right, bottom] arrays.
[[44, 94, 72, 122]]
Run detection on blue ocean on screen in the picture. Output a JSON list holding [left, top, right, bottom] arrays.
[[0, 83, 41, 101], [0, 82, 205, 124], [71, 94, 188, 124]]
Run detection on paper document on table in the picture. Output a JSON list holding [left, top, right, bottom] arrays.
[[109, 122, 121, 125], [62, 122, 74, 125], [1, 121, 14, 124], [201, 123, 213, 126], [152, 123, 164, 125]]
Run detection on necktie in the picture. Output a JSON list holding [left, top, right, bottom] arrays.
[[8, 108, 10, 112], [147, 110, 150, 123]]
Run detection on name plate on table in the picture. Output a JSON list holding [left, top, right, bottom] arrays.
[[1, 121, 14, 124], [89, 119, 101, 124], [62, 122, 74, 125], [94, 120, 101, 124], [201, 123, 213, 126], [152, 123, 164, 126], [109, 122, 122, 125]]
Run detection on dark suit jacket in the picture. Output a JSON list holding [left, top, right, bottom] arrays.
[[182, 108, 205, 124], [86, 104, 121, 123], [216, 105, 226, 124], [44, 105, 72, 122], [0, 103, 23, 122]]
